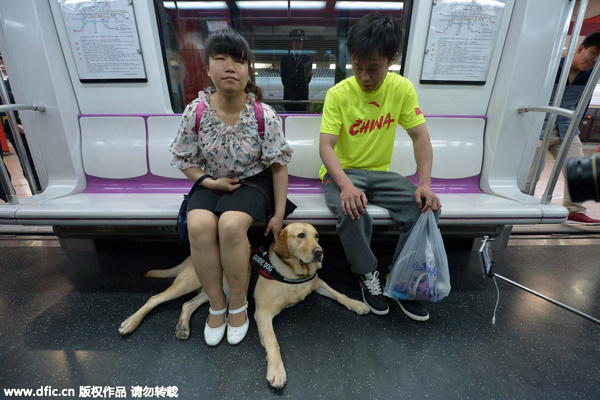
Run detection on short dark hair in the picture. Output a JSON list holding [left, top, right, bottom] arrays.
[[581, 31, 600, 50], [205, 28, 263, 101], [347, 13, 402, 62]]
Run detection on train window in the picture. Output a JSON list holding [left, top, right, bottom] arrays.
[[155, 0, 410, 113]]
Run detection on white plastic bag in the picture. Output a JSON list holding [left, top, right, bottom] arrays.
[[384, 210, 450, 303]]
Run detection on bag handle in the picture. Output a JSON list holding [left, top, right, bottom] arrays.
[[195, 98, 265, 137]]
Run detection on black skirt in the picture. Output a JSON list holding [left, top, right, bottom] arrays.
[[187, 168, 296, 224]]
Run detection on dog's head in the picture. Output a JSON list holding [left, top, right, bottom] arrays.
[[273, 223, 323, 275]]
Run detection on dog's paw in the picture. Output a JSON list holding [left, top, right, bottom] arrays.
[[118, 317, 139, 336], [349, 300, 371, 315], [175, 322, 190, 340], [267, 361, 287, 389]]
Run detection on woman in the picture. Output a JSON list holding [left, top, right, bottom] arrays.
[[170, 29, 294, 346]]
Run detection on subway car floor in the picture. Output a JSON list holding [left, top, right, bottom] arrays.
[[0, 231, 599, 400]]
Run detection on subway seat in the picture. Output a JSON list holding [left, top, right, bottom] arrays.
[[13, 114, 568, 227]]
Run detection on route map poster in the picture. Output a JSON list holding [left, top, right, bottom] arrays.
[[59, 0, 147, 83], [420, 0, 505, 85]]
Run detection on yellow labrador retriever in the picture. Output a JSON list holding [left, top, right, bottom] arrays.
[[254, 222, 370, 389]]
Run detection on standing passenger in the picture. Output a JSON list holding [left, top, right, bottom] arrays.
[[525, 32, 600, 225], [0, 53, 42, 194], [170, 29, 295, 346], [319, 13, 441, 321]]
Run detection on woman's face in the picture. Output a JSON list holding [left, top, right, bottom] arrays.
[[207, 53, 250, 95]]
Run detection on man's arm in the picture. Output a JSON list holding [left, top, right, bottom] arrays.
[[319, 132, 367, 220], [406, 123, 441, 211]]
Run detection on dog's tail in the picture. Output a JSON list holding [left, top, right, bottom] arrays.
[[145, 258, 188, 279]]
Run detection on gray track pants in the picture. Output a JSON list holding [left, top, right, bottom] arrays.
[[323, 169, 440, 275]]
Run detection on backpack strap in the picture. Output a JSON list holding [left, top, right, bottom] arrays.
[[253, 100, 265, 138], [195, 100, 206, 135], [195, 98, 265, 138]]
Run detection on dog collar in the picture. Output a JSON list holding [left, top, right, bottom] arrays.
[[250, 247, 317, 284]]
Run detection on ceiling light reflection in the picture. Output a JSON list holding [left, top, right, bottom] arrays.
[[335, 1, 403, 10]]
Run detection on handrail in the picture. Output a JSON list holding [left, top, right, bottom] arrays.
[[517, 105, 574, 119], [0, 80, 47, 204], [0, 104, 46, 113], [519, 0, 588, 200]]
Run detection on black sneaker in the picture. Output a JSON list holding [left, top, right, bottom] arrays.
[[394, 299, 429, 321], [358, 271, 389, 315]]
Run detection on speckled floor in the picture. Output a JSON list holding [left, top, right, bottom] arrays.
[[0, 234, 599, 399]]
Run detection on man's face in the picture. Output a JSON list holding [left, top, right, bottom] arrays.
[[292, 39, 303, 51], [0, 58, 6, 77], [575, 45, 600, 72], [351, 53, 396, 92]]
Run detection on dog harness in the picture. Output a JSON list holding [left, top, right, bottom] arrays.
[[250, 247, 317, 284]]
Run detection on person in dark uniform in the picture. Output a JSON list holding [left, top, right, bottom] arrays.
[[280, 29, 312, 112]]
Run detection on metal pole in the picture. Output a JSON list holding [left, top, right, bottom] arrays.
[[528, 0, 582, 195], [494, 273, 600, 325], [0, 78, 40, 195], [0, 150, 18, 204], [541, 55, 600, 204]]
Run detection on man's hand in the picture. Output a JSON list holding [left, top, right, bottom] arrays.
[[206, 177, 241, 192], [340, 183, 368, 220], [414, 185, 441, 212]]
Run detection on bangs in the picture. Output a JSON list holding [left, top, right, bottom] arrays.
[[207, 30, 250, 62]]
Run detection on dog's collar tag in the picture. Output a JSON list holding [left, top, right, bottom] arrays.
[[250, 247, 317, 284]]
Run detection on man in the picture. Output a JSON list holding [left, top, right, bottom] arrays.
[[319, 13, 441, 321], [525, 32, 600, 225], [280, 29, 312, 112]]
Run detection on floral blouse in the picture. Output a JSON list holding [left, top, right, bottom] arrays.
[[169, 89, 293, 179]]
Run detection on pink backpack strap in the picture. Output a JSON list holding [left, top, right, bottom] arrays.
[[253, 100, 265, 138], [195, 98, 264, 138], [195, 100, 206, 134]]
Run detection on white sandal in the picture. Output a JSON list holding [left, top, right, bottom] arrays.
[[204, 307, 227, 346], [226, 302, 249, 345]]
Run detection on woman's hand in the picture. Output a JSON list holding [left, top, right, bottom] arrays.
[[206, 177, 241, 192], [265, 215, 284, 241]]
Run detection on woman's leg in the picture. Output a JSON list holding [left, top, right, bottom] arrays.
[[187, 209, 226, 328], [218, 211, 254, 327]]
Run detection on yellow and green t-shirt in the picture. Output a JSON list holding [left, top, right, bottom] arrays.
[[319, 72, 425, 180]]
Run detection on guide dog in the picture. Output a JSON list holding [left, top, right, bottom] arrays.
[[253, 222, 370, 389], [119, 222, 370, 389]]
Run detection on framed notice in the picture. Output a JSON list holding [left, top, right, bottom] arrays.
[[59, 0, 147, 83], [420, 0, 505, 85]]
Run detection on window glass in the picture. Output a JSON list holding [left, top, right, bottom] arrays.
[[156, 1, 408, 113]]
